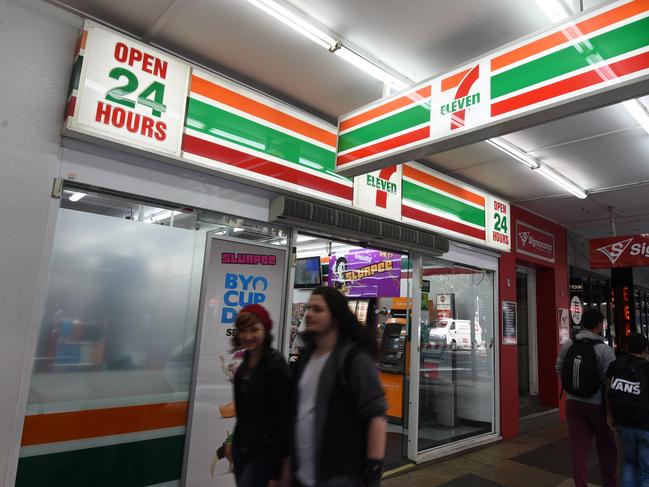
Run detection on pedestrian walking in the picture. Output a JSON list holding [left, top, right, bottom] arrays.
[[232, 304, 291, 487], [556, 308, 618, 487], [607, 333, 649, 487], [291, 286, 387, 487]]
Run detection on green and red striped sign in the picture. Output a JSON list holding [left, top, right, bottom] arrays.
[[336, 0, 649, 176], [64, 21, 509, 251], [401, 162, 487, 244], [183, 70, 352, 206], [17, 399, 188, 487]]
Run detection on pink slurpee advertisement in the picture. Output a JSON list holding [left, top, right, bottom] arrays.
[[328, 249, 401, 297]]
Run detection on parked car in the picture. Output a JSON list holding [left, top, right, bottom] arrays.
[[429, 319, 482, 350]]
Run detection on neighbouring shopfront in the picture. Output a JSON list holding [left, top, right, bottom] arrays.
[[497, 207, 568, 438], [12, 18, 511, 486]]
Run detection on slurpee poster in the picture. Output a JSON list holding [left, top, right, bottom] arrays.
[[184, 238, 286, 486], [328, 249, 401, 297]]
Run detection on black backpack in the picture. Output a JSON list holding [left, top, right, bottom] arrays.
[[561, 339, 601, 397], [607, 356, 649, 427]]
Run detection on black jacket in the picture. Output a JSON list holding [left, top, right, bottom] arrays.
[[233, 347, 291, 468], [290, 339, 387, 484]]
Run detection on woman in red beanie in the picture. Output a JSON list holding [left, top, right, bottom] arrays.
[[232, 304, 291, 487]]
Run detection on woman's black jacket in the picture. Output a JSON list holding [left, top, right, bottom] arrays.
[[233, 346, 291, 476]]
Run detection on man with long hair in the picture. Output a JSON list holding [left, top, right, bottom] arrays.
[[290, 286, 387, 487]]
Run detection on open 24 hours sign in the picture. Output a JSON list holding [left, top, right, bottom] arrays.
[[66, 20, 190, 157]]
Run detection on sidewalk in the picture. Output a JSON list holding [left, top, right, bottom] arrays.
[[383, 423, 610, 487]]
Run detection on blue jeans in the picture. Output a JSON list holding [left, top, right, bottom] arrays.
[[618, 426, 649, 487]]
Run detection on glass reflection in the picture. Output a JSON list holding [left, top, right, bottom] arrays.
[[418, 260, 495, 452]]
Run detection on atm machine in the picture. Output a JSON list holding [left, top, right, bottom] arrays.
[[378, 298, 410, 423]]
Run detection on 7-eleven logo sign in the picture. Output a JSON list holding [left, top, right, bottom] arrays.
[[440, 64, 481, 130], [353, 165, 402, 219], [430, 61, 490, 142]]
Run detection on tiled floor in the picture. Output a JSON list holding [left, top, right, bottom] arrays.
[[383, 422, 611, 487]]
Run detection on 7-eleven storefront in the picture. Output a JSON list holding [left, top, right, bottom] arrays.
[[12, 18, 515, 486]]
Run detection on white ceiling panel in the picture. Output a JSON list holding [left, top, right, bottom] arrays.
[[153, 0, 384, 120], [444, 155, 567, 201], [529, 129, 649, 191], [61, 0, 176, 35], [288, 0, 552, 82], [504, 104, 638, 154]]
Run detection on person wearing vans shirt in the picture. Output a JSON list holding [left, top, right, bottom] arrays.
[[606, 333, 649, 487], [555, 309, 617, 487]]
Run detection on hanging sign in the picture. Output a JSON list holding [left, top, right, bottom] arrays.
[[65, 20, 190, 157], [64, 22, 511, 253], [353, 165, 402, 219], [336, 0, 649, 176], [516, 221, 555, 262], [589, 234, 649, 268], [184, 238, 286, 487], [486, 197, 510, 251]]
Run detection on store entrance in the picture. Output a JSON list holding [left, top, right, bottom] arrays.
[[289, 233, 412, 471], [516, 267, 542, 417]]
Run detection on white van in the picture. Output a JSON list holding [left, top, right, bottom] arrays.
[[429, 319, 482, 350]]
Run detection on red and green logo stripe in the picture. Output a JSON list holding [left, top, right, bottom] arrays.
[[491, 1, 649, 116], [401, 163, 486, 241], [337, 86, 432, 167], [66, 30, 87, 119], [17, 401, 188, 487], [184, 72, 352, 204]]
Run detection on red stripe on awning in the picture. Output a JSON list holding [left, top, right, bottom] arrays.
[[491, 51, 649, 117], [183, 134, 353, 201], [336, 126, 430, 166], [402, 204, 485, 240]]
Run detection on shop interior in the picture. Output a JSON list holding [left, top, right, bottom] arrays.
[[290, 233, 496, 466]]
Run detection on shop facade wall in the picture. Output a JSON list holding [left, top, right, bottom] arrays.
[[498, 206, 568, 439], [0, 1, 82, 485]]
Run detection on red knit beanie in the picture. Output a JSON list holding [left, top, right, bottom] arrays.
[[239, 304, 273, 332]]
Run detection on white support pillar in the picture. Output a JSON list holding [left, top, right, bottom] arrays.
[[407, 253, 422, 461]]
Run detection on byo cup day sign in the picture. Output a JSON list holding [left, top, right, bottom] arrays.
[[185, 239, 286, 487], [67, 20, 190, 156]]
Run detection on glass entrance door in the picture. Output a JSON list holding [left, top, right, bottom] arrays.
[[416, 257, 496, 453]]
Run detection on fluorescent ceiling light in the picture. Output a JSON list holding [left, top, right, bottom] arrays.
[[533, 0, 572, 22], [244, 0, 409, 90], [486, 138, 540, 169], [335, 46, 407, 89], [533, 165, 588, 199], [233, 227, 245, 233], [244, 0, 335, 50], [623, 99, 649, 135], [535, 0, 649, 136], [68, 192, 87, 202]]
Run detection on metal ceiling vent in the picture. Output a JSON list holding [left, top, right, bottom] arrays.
[[270, 196, 449, 255]]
